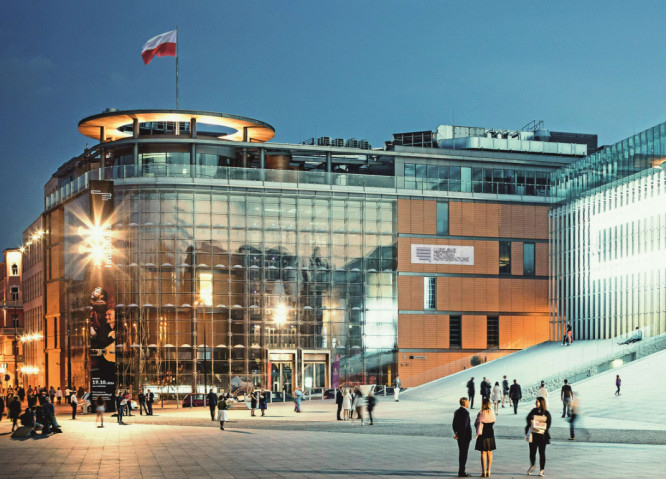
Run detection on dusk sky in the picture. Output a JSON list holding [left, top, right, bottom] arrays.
[[2, 1, 666, 248]]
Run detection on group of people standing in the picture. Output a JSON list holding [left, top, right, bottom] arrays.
[[466, 376, 523, 415], [335, 385, 377, 425], [452, 395, 552, 477]]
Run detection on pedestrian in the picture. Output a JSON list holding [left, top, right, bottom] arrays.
[[118, 393, 127, 425], [42, 397, 57, 434], [336, 386, 344, 420], [70, 392, 78, 419], [480, 377, 489, 401], [18, 387, 25, 403], [501, 376, 510, 409], [208, 388, 218, 420], [294, 387, 303, 413], [65, 386, 71, 405], [509, 379, 522, 414], [467, 377, 476, 409], [124, 389, 133, 416], [138, 390, 148, 415], [49, 385, 56, 404], [8, 395, 21, 432], [217, 393, 229, 430], [95, 396, 105, 428], [56, 387, 63, 405], [342, 387, 352, 420], [569, 395, 579, 441], [259, 388, 268, 416], [474, 398, 497, 478], [394, 375, 401, 402], [350, 386, 358, 419], [367, 390, 376, 426], [0, 393, 4, 421], [250, 388, 258, 417], [453, 397, 473, 478], [27, 385, 33, 398], [352, 387, 365, 426], [525, 397, 552, 476], [537, 381, 549, 409], [146, 389, 154, 415], [77, 385, 84, 399], [567, 326, 573, 346], [560, 379, 573, 418], [615, 375, 621, 396], [491, 382, 502, 415]]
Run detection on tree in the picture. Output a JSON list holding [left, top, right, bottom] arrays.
[[470, 355, 483, 367]]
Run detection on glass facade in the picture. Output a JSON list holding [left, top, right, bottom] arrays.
[[550, 166, 666, 342], [103, 187, 397, 394], [404, 163, 550, 196]]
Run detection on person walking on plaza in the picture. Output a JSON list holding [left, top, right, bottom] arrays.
[[250, 388, 258, 417], [95, 396, 105, 428], [480, 377, 490, 401], [342, 387, 352, 420], [218, 393, 229, 430], [70, 392, 78, 419], [259, 388, 268, 416], [294, 387, 303, 413], [56, 387, 63, 405], [568, 394, 579, 441], [8, 395, 21, 432], [394, 375, 401, 402], [491, 382, 502, 415], [65, 387, 71, 405], [538, 381, 549, 409], [352, 387, 365, 426], [474, 398, 497, 478], [208, 388, 218, 420], [138, 390, 148, 415], [350, 386, 358, 419], [467, 378, 476, 409], [501, 376, 510, 409], [452, 397, 473, 477], [49, 385, 56, 404], [118, 393, 127, 425], [509, 379, 522, 414], [615, 375, 621, 396], [124, 389, 133, 416], [336, 386, 344, 420], [27, 385, 33, 398], [367, 390, 376, 425], [525, 397, 552, 476], [18, 387, 25, 403], [146, 389, 154, 415], [567, 326, 573, 346], [560, 379, 573, 418], [0, 394, 5, 421]]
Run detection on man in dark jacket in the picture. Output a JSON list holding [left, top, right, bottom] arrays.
[[146, 390, 154, 415], [509, 379, 522, 414], [207, 389, 218, 421], [42, 397, 56, 434], [138, 390, 148, 415], [466, 378, 475, 409], [452, 397, 473, 477], [336, 386, 344, 420]]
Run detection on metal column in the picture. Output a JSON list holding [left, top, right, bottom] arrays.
[[99, 127, 105, 180], [260, 148, 265, 169], [133, 119, 139, 177], [190, 118, 197, 178], [326, 151, 332, 173]]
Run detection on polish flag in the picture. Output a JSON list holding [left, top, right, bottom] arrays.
[[141, 30, 177, 65]]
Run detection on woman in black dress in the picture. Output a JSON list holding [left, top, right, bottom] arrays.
[[525, 397, 552, 476], [250, 389, 258, 417], [474, 398, 497, 477]]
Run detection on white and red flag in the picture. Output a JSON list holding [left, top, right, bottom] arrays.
[[141, 30, 177, 65]]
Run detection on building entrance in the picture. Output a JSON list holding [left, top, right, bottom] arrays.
[[271, 362, 293, 394], [303, 362, 326, 389]]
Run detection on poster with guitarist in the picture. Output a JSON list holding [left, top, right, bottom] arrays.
[[88, 180, 116, 411]]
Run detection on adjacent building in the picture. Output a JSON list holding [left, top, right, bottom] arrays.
[[0, 248, 24, 387]]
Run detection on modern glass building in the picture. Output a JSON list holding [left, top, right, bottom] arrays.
[[549, 122, 666, 342], [26, 109, 595, 393]]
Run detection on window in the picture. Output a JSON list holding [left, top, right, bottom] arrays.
[[10, 286, 19, 301], [449, 315, 462, 348], [523, 243, 535, 276], [436, 202, 449, 235], [487, 316, 499, 348], [11, 263, 18, 276], [424, 277, 436, 310], [11, 314, 19, 328], [499, 242, 511, 274]]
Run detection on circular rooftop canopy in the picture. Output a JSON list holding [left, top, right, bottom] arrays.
[[78, 109, 275, 143]]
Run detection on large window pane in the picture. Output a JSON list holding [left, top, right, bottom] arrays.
[[437, 202, 449, 235], [499, 241, 511, 274], [523, 243, 535, 276]]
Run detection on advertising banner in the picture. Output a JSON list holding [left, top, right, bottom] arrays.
[[88, 180, 116, 411], [410, 244, 474, 265]]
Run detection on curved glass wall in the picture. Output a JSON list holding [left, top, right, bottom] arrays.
[[110, 187, 397, 394]]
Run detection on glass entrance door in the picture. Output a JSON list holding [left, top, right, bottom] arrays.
[[271, 362, 293, 394], [303, 362, 326, 389]]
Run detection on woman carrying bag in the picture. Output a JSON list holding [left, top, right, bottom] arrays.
[[525, 397, 552, 476], [474, 398, 497, 477]]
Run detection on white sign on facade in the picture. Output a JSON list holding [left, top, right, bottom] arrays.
[[410, 244, 474, 265]]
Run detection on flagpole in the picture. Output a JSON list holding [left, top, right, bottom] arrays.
[[176, 26, 179, 109]]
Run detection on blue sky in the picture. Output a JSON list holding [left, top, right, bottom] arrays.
[[1, 1, 666, 248]]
